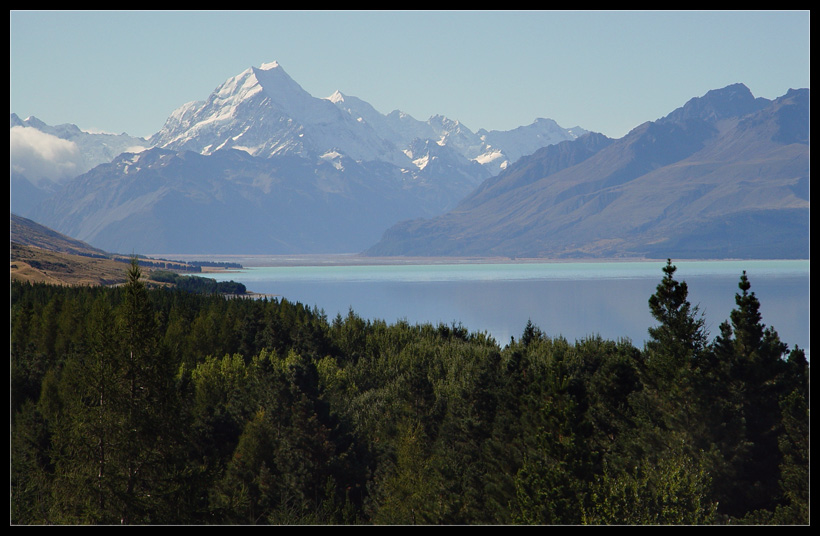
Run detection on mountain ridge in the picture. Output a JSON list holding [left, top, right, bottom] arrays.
[[10, 113, 150, 214], [13, 61, 586, 255], [10, 63, 808, 260], [148, 61, 584, 174], [365, 84, 809, 259]]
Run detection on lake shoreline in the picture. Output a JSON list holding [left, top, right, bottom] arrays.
[[189, 260, 809, 358], [150, 253, 805, 269]]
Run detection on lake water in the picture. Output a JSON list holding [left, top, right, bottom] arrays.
[[195, 259, 810, 357]]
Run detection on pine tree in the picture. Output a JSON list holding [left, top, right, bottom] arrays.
[[712, 271, 791, 517], [634, 260, 709, 459], [371, 419, 444, 525], [771, 387, 809, 524], [48, 258, 186, 523], [45, 294, 130, 523], [645, 260, 709, 373], [510, 361, 588, 525]]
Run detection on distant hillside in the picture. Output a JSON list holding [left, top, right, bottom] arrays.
[[366, 85, 810, 259], [10, 213, 209, 286], [11, 212, 110, 258], [10, 241, 132, 286]]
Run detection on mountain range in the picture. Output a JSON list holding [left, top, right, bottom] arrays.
[[367, 84, 810, 259], [12, 61, 584, 255], [10, 61, 809, 259], [10, 113, 150, 214]]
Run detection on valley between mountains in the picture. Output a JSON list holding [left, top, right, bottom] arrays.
[[10, 62, 809, 260]]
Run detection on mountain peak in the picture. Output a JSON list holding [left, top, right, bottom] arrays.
[[258, 60, 281, 71], [249, 61, 307, 101], [663, 82, 769, 124], [328, 90, 346, 104], [366, 84, 808, 260]]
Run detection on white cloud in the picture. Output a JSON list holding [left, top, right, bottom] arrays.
[[9, 126, 84, 186]]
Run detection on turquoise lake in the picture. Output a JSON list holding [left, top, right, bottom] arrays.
[[196, 259, 810, 358]]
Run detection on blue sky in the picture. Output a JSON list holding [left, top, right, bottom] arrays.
[[10, 10, 810, 140]]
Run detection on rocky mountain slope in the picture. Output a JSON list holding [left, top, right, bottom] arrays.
[[12, 62, 806, 260], [17, 61, 583, 255], [366, 84, 810, 259], [10, 113, 150, 214], [26, 146, 475, 254]]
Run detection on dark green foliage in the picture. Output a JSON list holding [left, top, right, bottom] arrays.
[[9, 260, 808, 525], [707, 272, 794, 517], [149, 270, 247, 295]]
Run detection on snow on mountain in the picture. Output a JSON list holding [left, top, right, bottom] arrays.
[[150, 61, 410, 167], [477, 118, 588, 169], [10, 113, 150, 215], [10, 113, 150, 185], [14, 60, 592, 255], [329, 91, 583, 176], [13, 61, 584, 198], [328, 91, 432, 150], [366, 85, 809, 260]]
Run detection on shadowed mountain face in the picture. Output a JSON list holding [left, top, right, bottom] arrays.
[[365, 85, 809, 259], [15, 70, 808, 259], [27, 147, 470, 255], [17, 61, 586, 255]]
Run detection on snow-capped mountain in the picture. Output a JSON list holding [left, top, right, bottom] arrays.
[[14, 60, 589, 255], [10, 113, 150, 186], [478, 118, 588, 170], [150, 61, 410, 167], [152, 61, 583, 177], [367, 85, 809, 260], [10, 113, 150, 214], [329, 90, 586, 175]]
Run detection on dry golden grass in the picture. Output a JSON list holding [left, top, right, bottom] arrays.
[[10, 242, 133, 287]]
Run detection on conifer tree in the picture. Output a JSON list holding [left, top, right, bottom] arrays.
[[711, 271, 791, 516], [645, 259, 709, 372], [771, 387, 809, 524], [510, 360, 588, 525], [47, 257, 186, 523], [45, 293, 130, 523], [371, 419, 444, 525], [634, 260, 709, 459]]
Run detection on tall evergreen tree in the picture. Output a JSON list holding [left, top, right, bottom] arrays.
[[371, 419, 444, 525], [645, 259, 709, 372], [771, 386, 809, 524], [633, 260, 709, 460], [711, 271, 791, 517], [510, 356, 589, 525], [46, 257, 186, 524], [45, 293, 131, 523]]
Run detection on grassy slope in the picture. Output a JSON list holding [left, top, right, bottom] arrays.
[[10, 213, 196, 286]]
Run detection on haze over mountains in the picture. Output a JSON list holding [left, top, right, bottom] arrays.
[[10, 61, 809, 259], [10, 114, 150, 214], [12, 61, 585, 254], [367, 84, 809, 259]]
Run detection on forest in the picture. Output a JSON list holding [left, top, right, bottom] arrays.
[[147, 270, 247, 296], [10, 259, 809, 525]]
